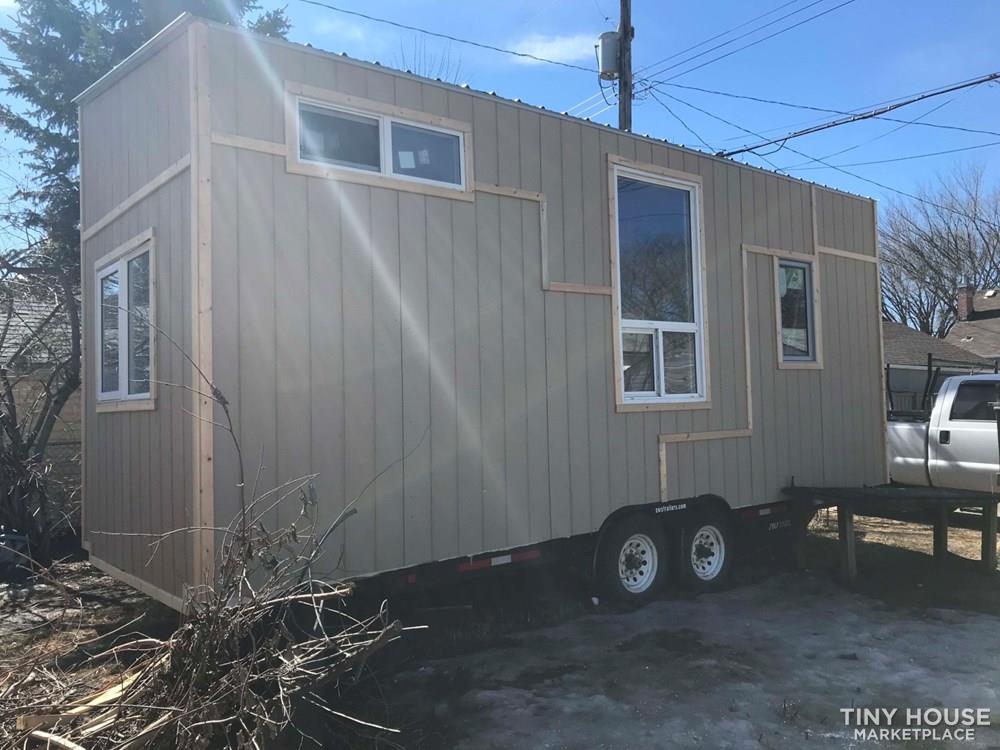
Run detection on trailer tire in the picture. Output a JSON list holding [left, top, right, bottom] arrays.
[[597, 514, 669, 602], [679, 510, 734, 591]]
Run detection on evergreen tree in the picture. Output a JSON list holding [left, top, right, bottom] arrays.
[[0, 0, 290, 272]]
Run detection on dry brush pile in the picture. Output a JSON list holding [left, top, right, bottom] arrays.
[[2, 343, 417, 748], [1, 473, 407, 749]]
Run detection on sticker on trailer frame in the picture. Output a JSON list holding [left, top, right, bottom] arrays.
[[655, 502, 688, 514]]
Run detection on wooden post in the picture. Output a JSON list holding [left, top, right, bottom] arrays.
[[837, 502, 857, 582], [933, 502, 949, 565], [983, 500, 998, 574], [791, 501, 809, 570]]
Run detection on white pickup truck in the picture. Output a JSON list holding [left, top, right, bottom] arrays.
[[888, 374, 1000, 493]]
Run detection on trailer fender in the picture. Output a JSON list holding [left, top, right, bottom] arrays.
[[589, 495, 730, 579]]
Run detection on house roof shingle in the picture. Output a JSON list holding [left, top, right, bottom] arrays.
[[945, 289, 1000, 359], [883, 320, 992, 367]]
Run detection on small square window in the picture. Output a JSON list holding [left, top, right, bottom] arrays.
[[299, 103, 381, 172], [390, 122, 462, 186]]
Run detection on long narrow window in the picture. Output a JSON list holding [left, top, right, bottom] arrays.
[[297, 99, 465, 189], [777, 259, 815, 362], [615, 167, 706, 403], [96, 239, 152, 401]]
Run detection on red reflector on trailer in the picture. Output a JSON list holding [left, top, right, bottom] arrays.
[[512, 548, 542, 563], [457, 557, 492, 573], [457, 547, 542, 573]]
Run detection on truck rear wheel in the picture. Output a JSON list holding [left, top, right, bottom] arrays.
[[679, 510, 734, 591], [597, 514, 669, 602]]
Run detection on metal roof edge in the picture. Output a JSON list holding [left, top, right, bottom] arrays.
[[202, 20, 875, 204], [73, 13, 195, 105], [75, 12, 875, 204]]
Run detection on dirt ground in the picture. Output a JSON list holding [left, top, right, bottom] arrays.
[[379, 512, 1000, 749], [5, 514, 1000, 749]]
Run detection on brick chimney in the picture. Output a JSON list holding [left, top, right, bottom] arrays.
[[957, 286, 976, 321]]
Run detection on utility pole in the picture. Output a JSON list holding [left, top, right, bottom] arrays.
[[618, 0, 633, 132]]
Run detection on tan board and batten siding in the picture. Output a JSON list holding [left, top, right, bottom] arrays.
[[78, 16, 885, 606], [78, 26, 193, 608]]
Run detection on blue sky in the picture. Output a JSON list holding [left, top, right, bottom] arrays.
[[1, 0, 998, 210], [280, 0, 1000, 205]]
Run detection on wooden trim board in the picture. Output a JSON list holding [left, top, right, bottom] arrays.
[[81, 154, 191, 241], [211, 132, 285, 156], [475, 182, 612, 296], [190, 21, 215, 593], [816, 245, 879, 265], [90, 553, 183, 611]]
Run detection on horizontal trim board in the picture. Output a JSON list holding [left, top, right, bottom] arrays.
[[89, 553, 183, 611], [82, 154, 191, 241], [211, 132, 285, 156], [817, 245, 879, 264], [546, 281, 613, 296], [474, 182, 543, 202], [659, 428, 752, 444], [608, 153, 704, 187], [286, 155, 475, 201], [743, 243, 815, 262], [95, 398, 156, 413], [619, 400, 713, 413]]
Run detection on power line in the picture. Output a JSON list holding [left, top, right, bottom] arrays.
[[642, 0, 859, 84], [718, 71, 1000, 156], [657, 92, 1000, 229], [792, 139, 1000, 170], [637, 0, 829, 81], [647, 90, 714, 151], [298, 0, 596, 73], [779, 98, 955, 169], [634, 0, 808, 75], [645, 80, 1000, 139]]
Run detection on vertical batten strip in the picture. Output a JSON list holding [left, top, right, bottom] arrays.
[[189, 22, 215, 596]]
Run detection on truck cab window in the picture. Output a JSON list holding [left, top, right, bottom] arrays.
[[949, 382, 998, 421]]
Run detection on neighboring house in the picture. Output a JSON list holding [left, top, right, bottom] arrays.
[[76, 14, 885, 609], [1, 296, 82, 509], [946, 287, 1000, 359], [883, 320, 993, 412]]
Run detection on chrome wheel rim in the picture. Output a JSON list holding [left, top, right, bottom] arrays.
[[618, 533, 658, 593], [690, 524, 725, 581]]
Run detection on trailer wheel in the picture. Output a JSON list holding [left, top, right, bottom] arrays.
[[680, 510, 734, 591], [597, 514, 669, 601]]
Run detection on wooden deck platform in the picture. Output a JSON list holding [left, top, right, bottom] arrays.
[[782, 484, 999, 580]]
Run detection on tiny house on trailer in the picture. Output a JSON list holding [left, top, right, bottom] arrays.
[[76, 15, 886, 610]]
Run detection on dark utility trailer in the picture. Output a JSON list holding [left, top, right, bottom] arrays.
[[784, 485, 999, 581]]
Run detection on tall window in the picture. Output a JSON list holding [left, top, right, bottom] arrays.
[[777, 259, 815, 362], [96, 241, 152, 401], [615, 167, 705, 403]]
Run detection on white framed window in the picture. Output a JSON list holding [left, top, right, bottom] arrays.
[[776, 258, 816, 363], [613, 164, 706, 404], [296, 98, 465, 190], [95, 231, 153, 403]]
